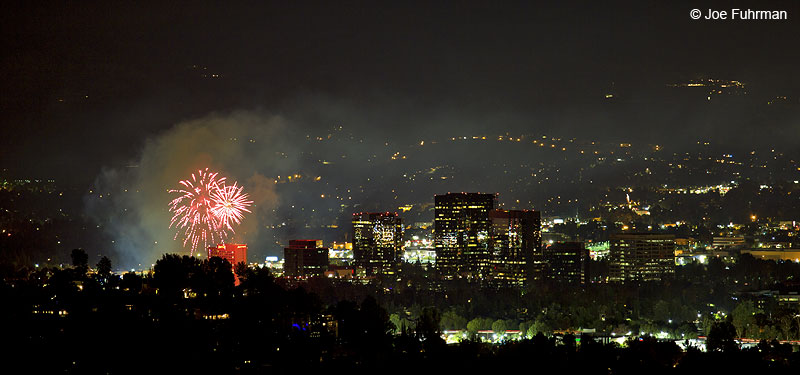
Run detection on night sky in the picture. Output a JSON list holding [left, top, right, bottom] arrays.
[[3, 0, 799, 183]]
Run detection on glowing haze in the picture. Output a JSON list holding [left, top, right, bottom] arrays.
[[86, 111, 286, 268]]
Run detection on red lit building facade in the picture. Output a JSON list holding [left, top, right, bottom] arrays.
[[208, 243, 248, 266]]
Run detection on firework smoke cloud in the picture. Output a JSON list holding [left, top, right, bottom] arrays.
[[86, 111, 287, 268]]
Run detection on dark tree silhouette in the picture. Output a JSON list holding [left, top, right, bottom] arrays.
[[120, 271, 142, 292], [200, 256, 235, 297], [233, 261, 248, 283], [153, 254, 201, 299], [562, 333, 577, 352], [416, 306, 442, 341], [97, 256, 112, 277], [707, 321, 738, 352], [238, 266, 278, 296], [71, 248, 88, 273]]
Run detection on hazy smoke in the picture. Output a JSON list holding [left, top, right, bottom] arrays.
[[86, 111, 291, 268], [84, 96, 800, 269]]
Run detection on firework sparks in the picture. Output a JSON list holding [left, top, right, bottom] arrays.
[[210, 182, 253, 232], [168, 168, 251, 255]]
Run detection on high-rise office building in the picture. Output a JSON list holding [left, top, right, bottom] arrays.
[[284, 239, 329, 278], [544, 242, 589, 284], [609, 234, 675, 283], [434, 193, 496, 280], [489, 209, 542, 287], [352, 212, 403, 276]]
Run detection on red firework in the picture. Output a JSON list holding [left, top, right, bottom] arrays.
[[168, 168, 251, 255]]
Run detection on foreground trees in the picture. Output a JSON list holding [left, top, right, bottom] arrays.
[[4, 251, 800, 372]]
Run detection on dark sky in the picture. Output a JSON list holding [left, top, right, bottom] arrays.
[[2, 0, 800, 184]]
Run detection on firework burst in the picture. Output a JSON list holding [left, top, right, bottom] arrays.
[[168, 168, 251, 255], [210, 182, 253, 232]]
